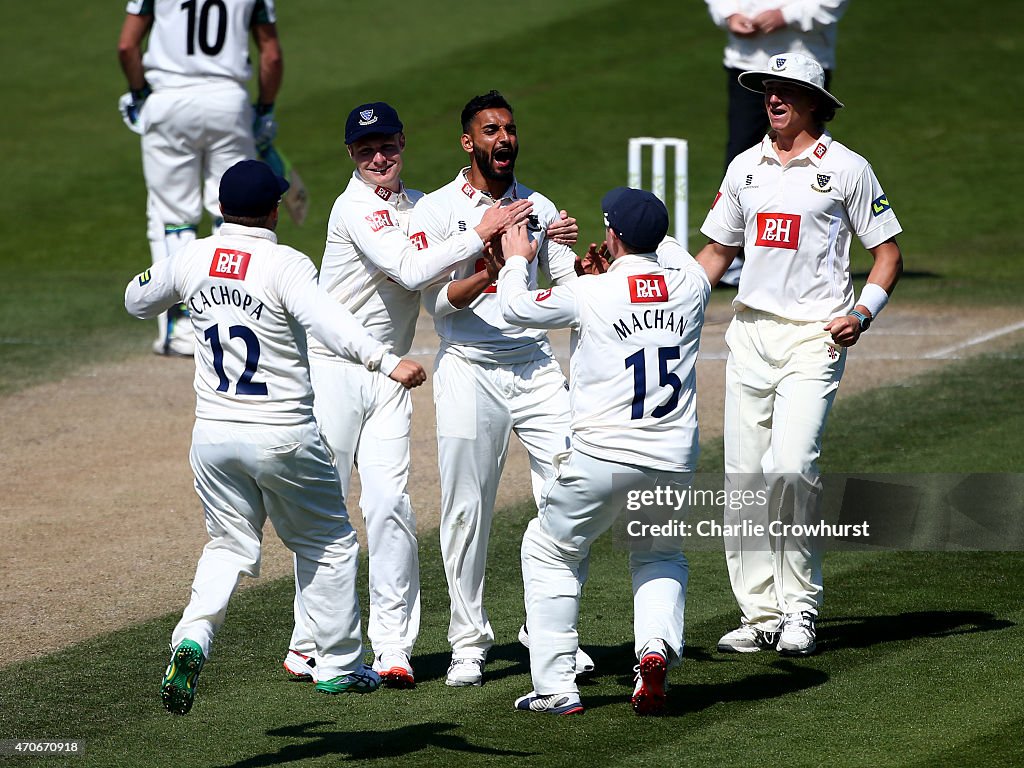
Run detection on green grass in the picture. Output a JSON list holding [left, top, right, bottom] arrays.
[[2, 1, 1023, 765], [1, 0, 1022, 393], [2, 346, 1023, 767]]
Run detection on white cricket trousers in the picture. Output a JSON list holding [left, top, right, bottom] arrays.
[[288, 358, 420, 659], [522, 448, 690, 695], [172, 419, 365, 680], [723, 310, 846, 629], [140, 81, 255, 236], [434, 351, 571, 657]]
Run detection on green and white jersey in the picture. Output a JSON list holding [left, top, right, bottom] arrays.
[[127, 0, 276, 89]]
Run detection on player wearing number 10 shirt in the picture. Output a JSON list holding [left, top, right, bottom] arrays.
[[125, 161, 426, 713], [496, 188, 710, 716]]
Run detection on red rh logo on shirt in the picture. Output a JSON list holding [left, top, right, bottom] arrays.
[[814, 143, 828, 159], [628, 274, 669, 303], [535, 288, 552, 302], [461, 183, 476, 199], [366, 210, 394, 232], [209, 248, 251, 280], [410, 231, 428, 250], [755, 213, 801, 250]]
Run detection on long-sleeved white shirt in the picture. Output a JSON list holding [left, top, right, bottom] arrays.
[[497, 238, 710, 472], [308, 171, 483, 359], [125, 223, 397, 425]]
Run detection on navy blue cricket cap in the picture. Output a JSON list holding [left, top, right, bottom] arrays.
[[219, 160, 290, 217], [345, 102, 404, 145], [601, 187, 669, 252]]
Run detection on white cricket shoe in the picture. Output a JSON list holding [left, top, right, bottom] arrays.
[[514, 691, 584, 715], [777, 611, 817, 656], [373, 650, 415, 689], [282, 649, 317, 681], [518, 623, 596, 677], [445, 656, 484, 687], [717, 624, 781, 653]]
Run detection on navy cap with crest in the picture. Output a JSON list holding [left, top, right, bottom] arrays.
[[601, 187, 669, 252], [345, 102, 404, 145], [219, 159, 290, 217]]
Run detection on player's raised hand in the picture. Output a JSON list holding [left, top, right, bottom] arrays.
[[501, 222, 539, 263], [576, 241, 610, 275], [388, 359, 427, 389], [547, 210, 579, 246], [475, 199, 534, 243]]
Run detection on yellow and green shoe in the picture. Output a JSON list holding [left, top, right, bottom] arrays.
[[161, 639, 205, 715]]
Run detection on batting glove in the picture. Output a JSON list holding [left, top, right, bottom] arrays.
[[117, 83, 152, 135], [252, 102, 278, 151]]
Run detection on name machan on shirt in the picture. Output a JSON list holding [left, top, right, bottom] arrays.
[[612, 274, 686, 340]]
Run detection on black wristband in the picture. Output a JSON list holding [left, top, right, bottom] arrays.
[[255, 102, 275, 115], [131, 82, 152, 101]]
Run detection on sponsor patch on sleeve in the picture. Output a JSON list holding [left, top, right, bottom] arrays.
[[209, 248, 251, 280], [410, 231, 428, 250], [137, 268, 151, 286], [535, 288, 552, 302], [712, 191, 722, 209], [628, 274, 669, 303], [871, 194, 891, 216], [366, 210, 395, 232]]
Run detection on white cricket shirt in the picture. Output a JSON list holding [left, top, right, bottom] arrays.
[[700, 132, 902, 321], [126, 0, 276, 89], [497, 239, 710, 472], [308, 172, 484, 360], [410, 169, 578, 365], [125, 224, 393, 426], [706, 0, 848, 70]]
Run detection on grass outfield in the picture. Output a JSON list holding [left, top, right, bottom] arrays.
[[2, 1, 1022, 765], [1, 347, 1022, 767], [1, 0, 1022, 393]]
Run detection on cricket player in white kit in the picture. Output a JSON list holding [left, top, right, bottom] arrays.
[[282, 102, 534, 689], [409, 91, 593, 687], [118, 0, 283, 356], [125, 160, 426, 714], [696, 53, 903, 656], [498, 188, 710, 716]]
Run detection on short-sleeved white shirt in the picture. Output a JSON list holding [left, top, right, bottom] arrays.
[[126, 0, 276, 89], [125, 224, 390, 426], [497, 240, 710, 472], [700, 132, 902, 321], [308, 172, 483, 360], [409, 168, 578, 365]]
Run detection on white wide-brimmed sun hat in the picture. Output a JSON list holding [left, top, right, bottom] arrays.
[[738, 51, 845, 109]]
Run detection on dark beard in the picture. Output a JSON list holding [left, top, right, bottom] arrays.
[[474, 144, 517, 182]]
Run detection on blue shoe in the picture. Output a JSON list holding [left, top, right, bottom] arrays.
[[315, 665, 381, 695], [161, 639, 205, 715], [514, 691, 584, 715]]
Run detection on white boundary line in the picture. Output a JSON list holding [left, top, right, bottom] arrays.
[[922, 320, 1024, 360]]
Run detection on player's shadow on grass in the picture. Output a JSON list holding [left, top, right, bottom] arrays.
[[577, 640, 829, 716], [817, 609, 1013, 653], [219, 721, 534, 767]]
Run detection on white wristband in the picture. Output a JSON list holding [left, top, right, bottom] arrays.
[[856, 282, 889, 318]]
